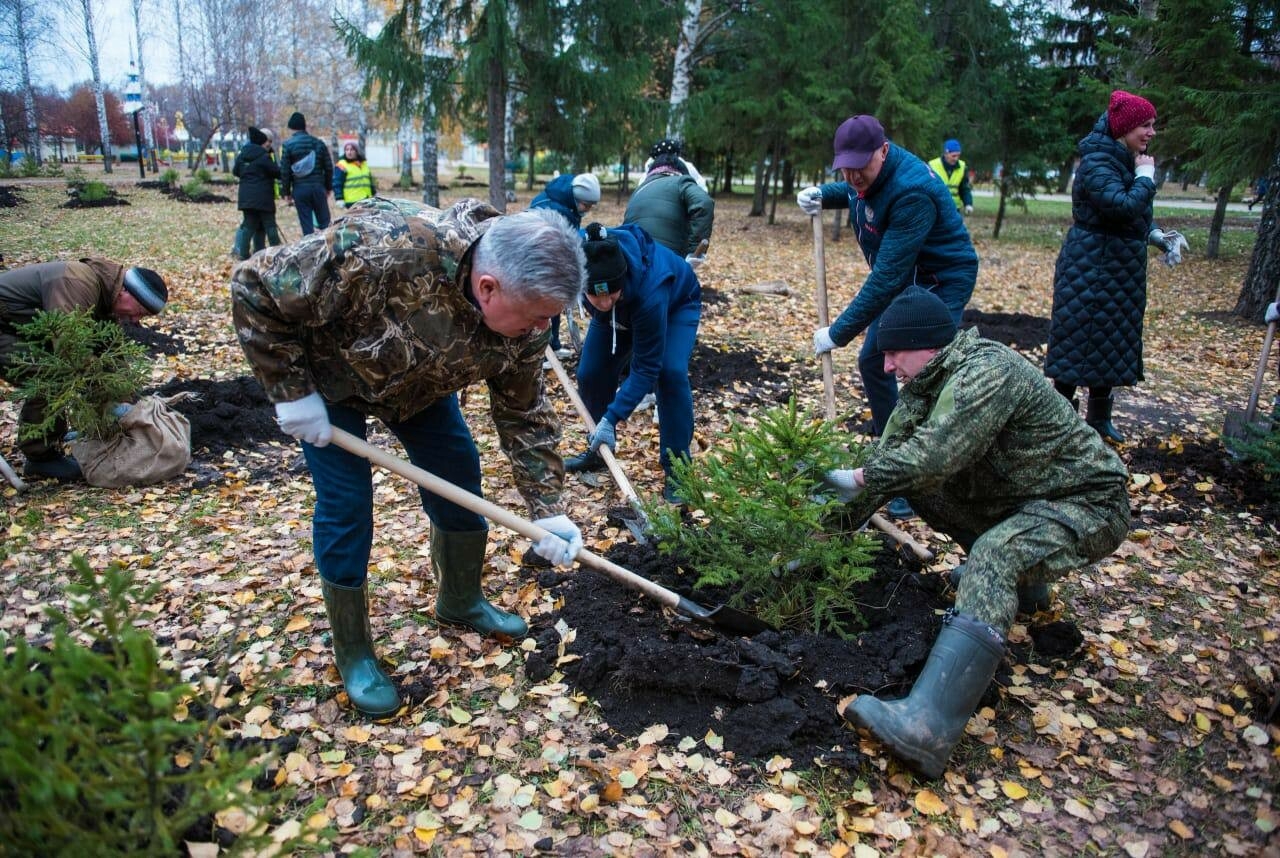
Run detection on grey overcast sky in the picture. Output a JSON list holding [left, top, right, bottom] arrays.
[[36, 0, 175, 92]]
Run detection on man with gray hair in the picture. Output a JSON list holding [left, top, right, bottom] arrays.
[[232, 197, 587, 718]]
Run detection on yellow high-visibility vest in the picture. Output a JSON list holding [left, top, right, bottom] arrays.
[[928, 156, 966, 212], [338, 159, 374, 204]]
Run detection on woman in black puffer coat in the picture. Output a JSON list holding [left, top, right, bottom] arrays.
[[231, 126, 282, 260], [1045, 90, 1181, 444]]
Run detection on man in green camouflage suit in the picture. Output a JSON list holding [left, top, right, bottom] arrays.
[[823, 286, 1129, 778], [232, 197, 587, 718]]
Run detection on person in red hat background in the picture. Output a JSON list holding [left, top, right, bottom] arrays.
[[1044, 90, 1189, 444], [795, 114, 978, 520]]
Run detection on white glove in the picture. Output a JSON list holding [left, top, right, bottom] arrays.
[[964, 205, 973, 215], [1267, 303, 1280, 324], [531, 514, 583, 566], [1162, 229, 1188, 267], [797, 186, 824, 216], [813, 326, 837, 356], [822, 469, 863, 503], [274, 392, 332, 447], [1135, 163, 1156, 180], [684, 253, 705, 270]]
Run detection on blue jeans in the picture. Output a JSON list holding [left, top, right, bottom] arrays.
[[293, 183, 331, 236], [859, 275, 973, 434], [576, 304, 700, 475], [301, 396, 485, 587]]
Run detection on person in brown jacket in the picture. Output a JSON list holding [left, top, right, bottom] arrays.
[[0, 258, 168, 480]]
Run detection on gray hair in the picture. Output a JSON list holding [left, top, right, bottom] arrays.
[[473, 208, 585, 307]]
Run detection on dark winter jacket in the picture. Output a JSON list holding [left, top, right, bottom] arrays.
[[623, 171, 714, 256], [529, 174, 583, 230], [233, 142, 280, 212], [581, 223, 701, 425], [279, 131, 333, 195], [816, 144, 978, 345], [1045, 113, 1161, 387]]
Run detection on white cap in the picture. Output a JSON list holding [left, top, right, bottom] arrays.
[[571, 173, 601, 203]]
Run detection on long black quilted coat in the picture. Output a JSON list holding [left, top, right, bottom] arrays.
[[1045, 113, 1158, 388]]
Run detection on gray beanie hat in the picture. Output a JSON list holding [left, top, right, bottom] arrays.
[[877, 286, 956, 352], [122, 267, 168, 314]]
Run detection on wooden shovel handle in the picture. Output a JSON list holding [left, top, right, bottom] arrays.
[[327, 427, 682, 610], [812, 215, 838, 420], [543, 347, 643, 509]]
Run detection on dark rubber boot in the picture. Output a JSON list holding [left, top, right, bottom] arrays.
[[1086, 394, 1124, 443], [432, 527, 528, 638], [23, 454, 83, 482], [843, 612, 1005, 779], [232, 227, 252, 260], [321, 580, 401, 717], [886, 497, 914, 519], [564, 448, 605, 473], [947, 563, 1051, 615]]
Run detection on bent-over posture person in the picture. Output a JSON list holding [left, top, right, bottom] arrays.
[[232, 198, 587, 717], [823, 286, 1129, 778]]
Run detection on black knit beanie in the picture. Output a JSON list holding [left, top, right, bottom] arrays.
[[582, 223, 627, 296], [877, 286, 956, 351], [248, 126, 267, 145], [287, 112, 306, 131]]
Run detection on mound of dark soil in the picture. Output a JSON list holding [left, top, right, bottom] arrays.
[[123, 321, 189, 356], [1125, 434, 1279, 525], [688, 342, 796, 410], [168, 189, 233, 204], [525, 540, 1075, 765], [150, 375, 288, 455], [962, 309, 1049, 350], [0, 185, 24, 207], [62, 191, 129, 208]]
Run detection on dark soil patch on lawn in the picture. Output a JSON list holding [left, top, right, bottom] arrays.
[[0, 185, 24, 207], [62, 191, 129, 208], [167, 189, 233, 204], [688, 342, 796, 410], [150, 375, 288, 455], [524, 539, 1070, 767], [962, 309, 1049, 350], [1125, 434, 1279, 525], [123, 321, 189, 356], [135, 180, 171, 191]]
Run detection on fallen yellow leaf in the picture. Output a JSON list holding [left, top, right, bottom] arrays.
[[914, 789, 947, 815], [1001, 781, 1028, 800]]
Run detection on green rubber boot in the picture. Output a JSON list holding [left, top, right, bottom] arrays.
[[432, 527, 528, 639], [1086, 394, 1124, 443], [948, 563, 1051, 615], [843, 612, 1005, 779], [232, 227, 252, 260], [320, 580, 401, 717]]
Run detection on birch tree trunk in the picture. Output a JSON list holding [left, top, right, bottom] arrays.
[[12, 0, 41, 162], [667, 0, 702, 138], [131, 0, 157, 166], [77, 0, 112, 171]]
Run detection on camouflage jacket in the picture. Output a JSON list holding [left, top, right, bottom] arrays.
[[231, 197, 565, 517], [849, 328, 1128, 522]]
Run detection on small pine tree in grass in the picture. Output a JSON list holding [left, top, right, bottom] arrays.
[[0, 556, 325, 855], [645, 399, 880, 637], [9, 308, 151, 442]]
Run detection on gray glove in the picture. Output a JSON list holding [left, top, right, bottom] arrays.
[[1147, 227, 1168, 250], [821, 469, 863, 503], [1162, 229, 1188, 267], [797, 187, 824, 216], [587, 417, 616, 454], [531, 514, 583, 566], [275, 392, 332, 447]]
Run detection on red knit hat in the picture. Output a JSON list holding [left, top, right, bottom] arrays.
[[1107, 90, 1156, 137]]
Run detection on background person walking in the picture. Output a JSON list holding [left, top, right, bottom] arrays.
[[279, 111, 333, 236], [231, 126, 282, 260]]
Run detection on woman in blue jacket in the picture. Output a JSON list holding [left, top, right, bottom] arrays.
[[563, 222, 701, 503]]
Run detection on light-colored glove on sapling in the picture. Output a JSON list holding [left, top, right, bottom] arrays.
[[813, 326, 837, 356], [532, 514, 584, 566], [275, 392, 332, 447], [822, 469, 864, 503], [797, 186, 824, 216]]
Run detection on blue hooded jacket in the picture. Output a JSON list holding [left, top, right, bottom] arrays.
[[530, 174, 583, 229], [582, 223, 701, 424]]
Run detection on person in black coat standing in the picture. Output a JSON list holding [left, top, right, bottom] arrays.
[[232, 126, 282, 260], [1044, 90, 1188, 443]]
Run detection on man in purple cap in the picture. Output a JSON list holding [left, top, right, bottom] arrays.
[[797, 114, 978, 519]]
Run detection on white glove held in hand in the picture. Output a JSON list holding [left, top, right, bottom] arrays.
[[1135, 163, 1156, 180], [1162, 229, 1189, 267], [964, 205, 973, 215], [822, 469, 863, 503], [532, 514, 583, 566], [1267, 302, 1280, 324], [813, 326, 837, 356], [275, 392, 331, 446], [797, 186, 824, 216], [684, 253, 705, 270]]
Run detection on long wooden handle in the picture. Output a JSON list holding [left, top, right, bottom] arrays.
[[327, 427, 681, 609], [543, 347, 644, 510], [812, 215, 838, 419], [0, 452, 27, 492], [1246, 322, 1277, 423]]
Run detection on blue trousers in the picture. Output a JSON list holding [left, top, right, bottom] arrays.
[[300, 396, 485, 587], [858, 275, 974, 434], [293, 183, 332, 236], [576, 305, 700, 475]]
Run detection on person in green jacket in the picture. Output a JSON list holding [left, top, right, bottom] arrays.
[[822, 286, 1129, 779], [623, 138, 714, 259]]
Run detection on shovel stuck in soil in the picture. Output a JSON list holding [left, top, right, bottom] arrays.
[[1224, 309, 1279, 442], [543, 347, 652, 544], [329, 427, 772, 636]]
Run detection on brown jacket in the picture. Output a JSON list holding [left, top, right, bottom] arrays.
[[0, 258, 125, 332]]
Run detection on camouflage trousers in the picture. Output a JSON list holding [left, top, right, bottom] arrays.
[[913, 486, 1130, 634]]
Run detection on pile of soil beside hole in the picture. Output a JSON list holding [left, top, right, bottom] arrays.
[[1125, 434, 1278, 525], [524, 540, 1083, 765], [687, 342, 796, 411], [961, 309, 1049, 350], [123, 321, 189, 356], [150, 375, 288, 455], [165, 188, 232, 204], [0, 185, 24, 207]]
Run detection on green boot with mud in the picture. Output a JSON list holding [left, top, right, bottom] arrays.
[[321, 580, 401, 718], [432, 527, 528, 638], [843, 611, 1005, 779]]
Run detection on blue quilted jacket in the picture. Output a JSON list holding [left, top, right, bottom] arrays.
[[1045, 113, 1159, 387]]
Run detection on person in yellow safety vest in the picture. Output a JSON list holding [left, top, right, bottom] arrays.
[[927, 139, 974, 215], [334, 142, 377, 207]]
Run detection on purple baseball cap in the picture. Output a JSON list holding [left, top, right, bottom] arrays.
[[832, 115, 886, 170]]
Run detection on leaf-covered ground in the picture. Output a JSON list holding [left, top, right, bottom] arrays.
[[1, 176, 1277, 857]]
